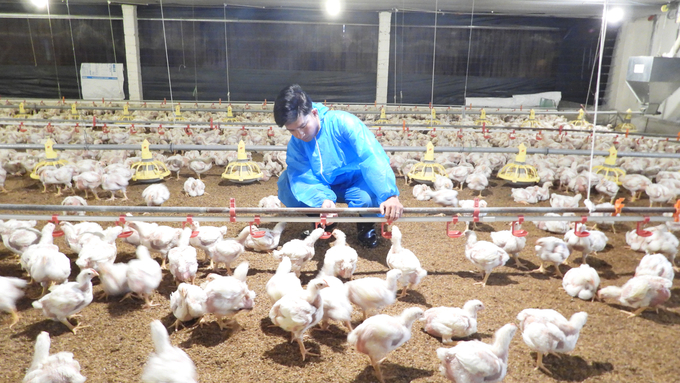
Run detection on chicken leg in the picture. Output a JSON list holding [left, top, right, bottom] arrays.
[[624, 306, 648, 318], [370, 356, 387, 383], [7, 309, 19, 329], [474, 271, 491, 287], [534, 352, 552, 375], [296, 336, 318, 361]]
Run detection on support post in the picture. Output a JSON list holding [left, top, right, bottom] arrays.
[[122, 5, 143, 101], [376, 11, 392, 105]]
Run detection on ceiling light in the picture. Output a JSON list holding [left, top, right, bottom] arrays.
[[30, 0, 48, 8], [325, 0, 341, 17], [607, 8, 624, 24]]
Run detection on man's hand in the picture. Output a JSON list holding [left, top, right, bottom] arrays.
[[380, 196, 403, 222], [321, 199, 338, 219]]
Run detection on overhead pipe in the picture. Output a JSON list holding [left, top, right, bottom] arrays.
[[0, 203, 675, 219], [0, 142, 678, 159]]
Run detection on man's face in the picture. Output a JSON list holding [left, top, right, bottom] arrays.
[[284, 108, 320, 142]]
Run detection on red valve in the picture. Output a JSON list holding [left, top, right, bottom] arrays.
[[509, 130, 516, 139], [116, 215, 134, 237], [536, 131, 543, 141], [511, 216, 528, 237], [381, 222, 393, 239], [182, 215, 200, 238], [635, 217, 653, 237], [249, 216, 266, 238], [50, 215, 65, 237], [315, 215, 333, 239], [457, 128, 463, 139], [574, 216, 590, 237], [129, 124, 137, 134], [229, 198, 236, 223], [446, 216, 463, 238], [240, 126, 248, 136], [473, 198, 481, 223], [430, 127, 437, 138], [376, 127, 383, 137], [267, 126, 274, 137], [184, 125, 193, 136]]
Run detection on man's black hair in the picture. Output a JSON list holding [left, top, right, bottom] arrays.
[[273, 84, 313, 127]]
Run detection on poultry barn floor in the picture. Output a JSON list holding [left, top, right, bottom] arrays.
[[0, 165, 679, 383]]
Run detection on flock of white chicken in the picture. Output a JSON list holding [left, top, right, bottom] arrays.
[[0, 105, 679, 382]]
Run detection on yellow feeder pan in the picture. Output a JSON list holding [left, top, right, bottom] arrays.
[[222, 140, 263, 184], [406, 142, 447, 185], [593, 146, 626, 185], [475, 108, 488, 125], [520, 109, 539, 128], [223, 105, 239, 122], [428, 108, 441, 128], [569, 108, 590, 127], [30, 139, 68, 179], [497, 143, 540, 184], [615, 109, 636, 132], [14, 102, 32, 119], [118, 104, 134, 122], [130, 139, 171, 183], [375, 106, 389, 124]]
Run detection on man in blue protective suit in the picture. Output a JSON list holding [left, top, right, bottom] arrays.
[[274, 84, 403, 248]]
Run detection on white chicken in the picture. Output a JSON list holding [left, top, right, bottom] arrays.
[[164, 154, 188, 180], [272, 227, 324, 277], [620, 174, 652, 202], [170, 283, 207, 331], [183, 177, 205, 197], [645, 183, 676, 207], [345, 269, 402, 320], [465, 173, 488, 197], [167, 227, 199, 284], [564, 227, 608, 264], [458, 199, 488, 229], [125, 221, 183, 268], [386, 226, 427, 297], [517, 309, 588, 374], [0, 276, 27, 328], [209, 226, 250, 274], [72, 170, 102, 199], [317, 275, 353, 331], [125, 245, 163, 308], [437, 323, 517, 383], [347, 307, 423, 383], [634, 253, 674, 281], [550, 193, 582, 208], [98, 262, 130, 300], [562, 264, 600, 301], [595, 177, 619, 204], [421, 300, 485, 344], [20, 223, 59, 277], [258, 195, 282, 209], [75, 229, 120, 272], [188, 221, 227, 264], [61, 195, 87, 216], [3, 226, 41, 257], [598, 275, 672, 317], [434, 174, 454, 191], [464, 230, 509, 287], [142, 183, 170, 206], [29, 246, 71, 297], [266, 256, 303, 303], [412, 184, 432, 201], [533, 213, 571, 234], [203, 262, 256, 330], [424, 188, 459, 207], [244, 221, 287, 252], [38, 165, 75, 196], [32, 268, 98, 333], [511, 186, 539, 204], [534, 237, 570, 277], [23, 331, 86, 383], [320, 229, 358, 279], [101, 171, 130, 201], [141, 320, 197, 383], [60, 221, 104, 253], [188, 157, 213, 179], [269, 278, 328, 361], [490, 223, 528, 269]]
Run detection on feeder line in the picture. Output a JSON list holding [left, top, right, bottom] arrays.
[[1, 143, 678, 159], [0, 204, 674, 218]]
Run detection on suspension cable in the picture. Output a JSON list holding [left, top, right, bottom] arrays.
[[429, 0, 438, 106], [27, 19, 38, 67], [224, 4, 232, 103], [107, 0, 118, 63], [46, 1, 62, 99], [462, 0, 475, 110], [65, 0, 83, 99], [159, 0, 174, 107]]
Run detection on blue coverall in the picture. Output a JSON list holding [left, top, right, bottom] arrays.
[[277, 103, 399, 215]]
